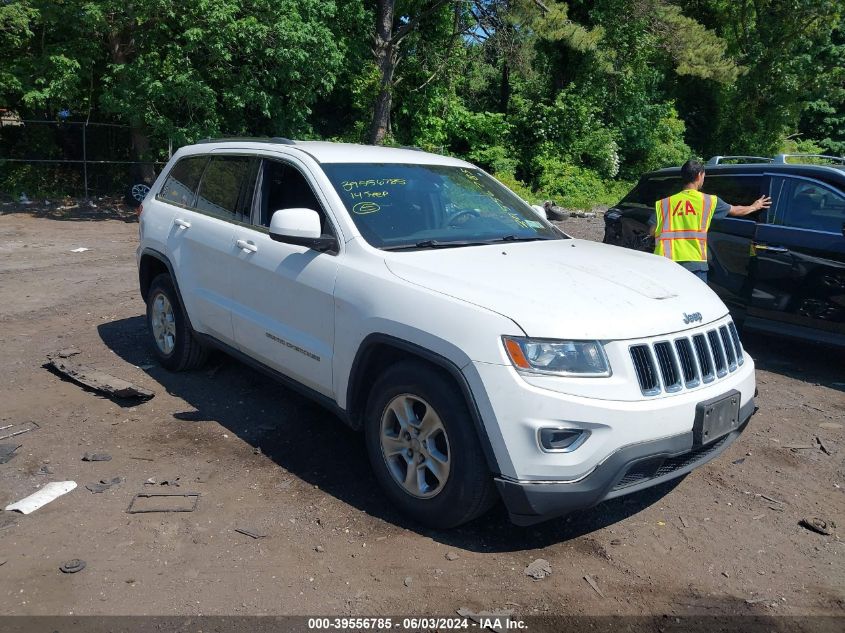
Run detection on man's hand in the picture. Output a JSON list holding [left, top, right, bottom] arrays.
[[751, 195, 772, 211], [729, 195, 772, 217]]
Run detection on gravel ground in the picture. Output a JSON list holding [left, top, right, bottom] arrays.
[[0, 200, 842, 620]]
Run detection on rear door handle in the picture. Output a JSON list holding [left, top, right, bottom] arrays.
[[753, 242, 788, 253], [236, 239, 258, 253], [174, 218, 191, 229]]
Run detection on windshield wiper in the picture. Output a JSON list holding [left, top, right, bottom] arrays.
[[382, 240, 490, 251], [498, 235, 553, 242]]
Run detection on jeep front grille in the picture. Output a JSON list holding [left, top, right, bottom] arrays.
[[630, 320, 744, 396]]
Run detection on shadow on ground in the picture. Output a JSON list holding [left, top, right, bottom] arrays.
[[0, 201, 137, 222], [741, 330, 844, 394], [97, 315, 688, 552]]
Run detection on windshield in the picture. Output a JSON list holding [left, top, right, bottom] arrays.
[[322, 163, 563, 249]]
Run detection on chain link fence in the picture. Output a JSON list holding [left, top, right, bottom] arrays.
[[0, 113, 170, 204]]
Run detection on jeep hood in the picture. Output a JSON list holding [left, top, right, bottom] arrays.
[[384, 239, 729, 340]]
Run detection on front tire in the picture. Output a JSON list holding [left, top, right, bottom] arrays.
[[364, 361, 497, 528], [146, 273, 207, 371]]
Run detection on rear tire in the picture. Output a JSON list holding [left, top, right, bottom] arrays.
[[146, 273, 207, 371], [364, 360, 497, 528]]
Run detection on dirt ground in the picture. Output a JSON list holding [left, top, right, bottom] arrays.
[[0, 201, 842, 619]]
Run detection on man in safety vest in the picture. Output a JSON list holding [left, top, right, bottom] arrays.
[[650, 159, 771, 281]]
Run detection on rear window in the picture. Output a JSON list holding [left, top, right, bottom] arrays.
[[621, 176, 683, 209], [158, 156, 208, 207]]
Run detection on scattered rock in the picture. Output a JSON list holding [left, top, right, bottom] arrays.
[[0, 444, 21, 464], [445, 552, 460, 561], [85, 476, 123, 493], [524, 558, 552, 580], [82, 452, 112, 462], [799, 517, 833, 536], [403, 576, 412, 587], [315, 545, 325, 553], [59, 559, 86, 574]]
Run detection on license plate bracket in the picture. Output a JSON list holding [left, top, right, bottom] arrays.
[[693, 390, 741, 446]]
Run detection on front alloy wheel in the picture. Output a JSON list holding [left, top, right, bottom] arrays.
[[364, 361, 497, 528], [380, 394, 451, 498]]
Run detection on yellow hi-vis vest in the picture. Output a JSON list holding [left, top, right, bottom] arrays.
[[654, 189, 716, 262]]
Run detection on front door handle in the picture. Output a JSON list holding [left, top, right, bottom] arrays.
[[236, 239, 258, 253], [174, 218, 191, 229], [753, 242, 789, 253]]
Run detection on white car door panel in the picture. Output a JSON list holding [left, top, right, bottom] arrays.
[[230, 230, 338, 395], [166, 209, 236, 344]]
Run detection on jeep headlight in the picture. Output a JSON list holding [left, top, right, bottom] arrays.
[[503, 337, 611, 377]]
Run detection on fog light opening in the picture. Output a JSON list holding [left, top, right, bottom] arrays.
[[539, 428, 589, 453]]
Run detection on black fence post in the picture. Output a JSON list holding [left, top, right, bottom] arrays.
[[82, 121, 89, 199]]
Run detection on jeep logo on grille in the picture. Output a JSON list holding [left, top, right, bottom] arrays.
[[683, 312, 703, 324]]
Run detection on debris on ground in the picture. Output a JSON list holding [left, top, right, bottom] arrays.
[[126, 492, 199, 513], [732, 457, 746, 464], [5, 481, 77, 514], [85, 476, 123, 493], [0, 421, 39, 441], [35, 465, 54, 476], [758, 493, 783, 505], [82, 452, 112, 462], [798, 517, 833, 536], [679, 516, 689, 528], [0, 444, 21, 464], [59, 559, 86, 574], [784, 444, 814, 451], [584, 574, 606, 598], [403, 576, 413, 587], [46, 355, 154, 401], [70, 247, 90, 253], [815, 436, 831, 455], [314, 545, 325, 553], [524, 558, 552, 580], [234, 527, 268, 539], [445, 552, 460, 561]]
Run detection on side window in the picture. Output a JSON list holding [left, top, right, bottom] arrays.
[[157, 156, 208, 207], [704, 175, 767, 221], [256, 160, 332, 234], [780, 179, 845, 233], [195, 156, 255, 222], [621, 177, 683, 209], [704, 175, 765, 206]]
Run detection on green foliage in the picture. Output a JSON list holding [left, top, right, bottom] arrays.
[[1, 0, 842, 206]]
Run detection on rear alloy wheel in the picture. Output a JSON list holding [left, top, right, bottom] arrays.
[[146, 273, 207, 371], [364, 361, 497, 528]]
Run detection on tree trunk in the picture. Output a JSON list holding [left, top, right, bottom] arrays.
[[499, 59, 511, 113], [369, 0, 397, 145], [108, 28, 154, 183]]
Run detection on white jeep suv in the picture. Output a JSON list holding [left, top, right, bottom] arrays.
[[136, 138, 756, 527]]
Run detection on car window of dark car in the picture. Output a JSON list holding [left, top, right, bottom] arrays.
[[621, 176, 683, 209], [158, 155, 208, 208], [780, 179, 845, 233], [195, 156, 255, 223], [702, 175, 766, 218]]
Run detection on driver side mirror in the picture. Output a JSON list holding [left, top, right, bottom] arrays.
[[269, 208, 337, 253]]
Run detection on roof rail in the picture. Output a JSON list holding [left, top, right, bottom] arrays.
[[705, 155, 772, 166], [196, 136, 296, 145], [773, 153, 845, 165]]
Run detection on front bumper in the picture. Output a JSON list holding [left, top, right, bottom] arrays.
[[495, 397, 755, 525]]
